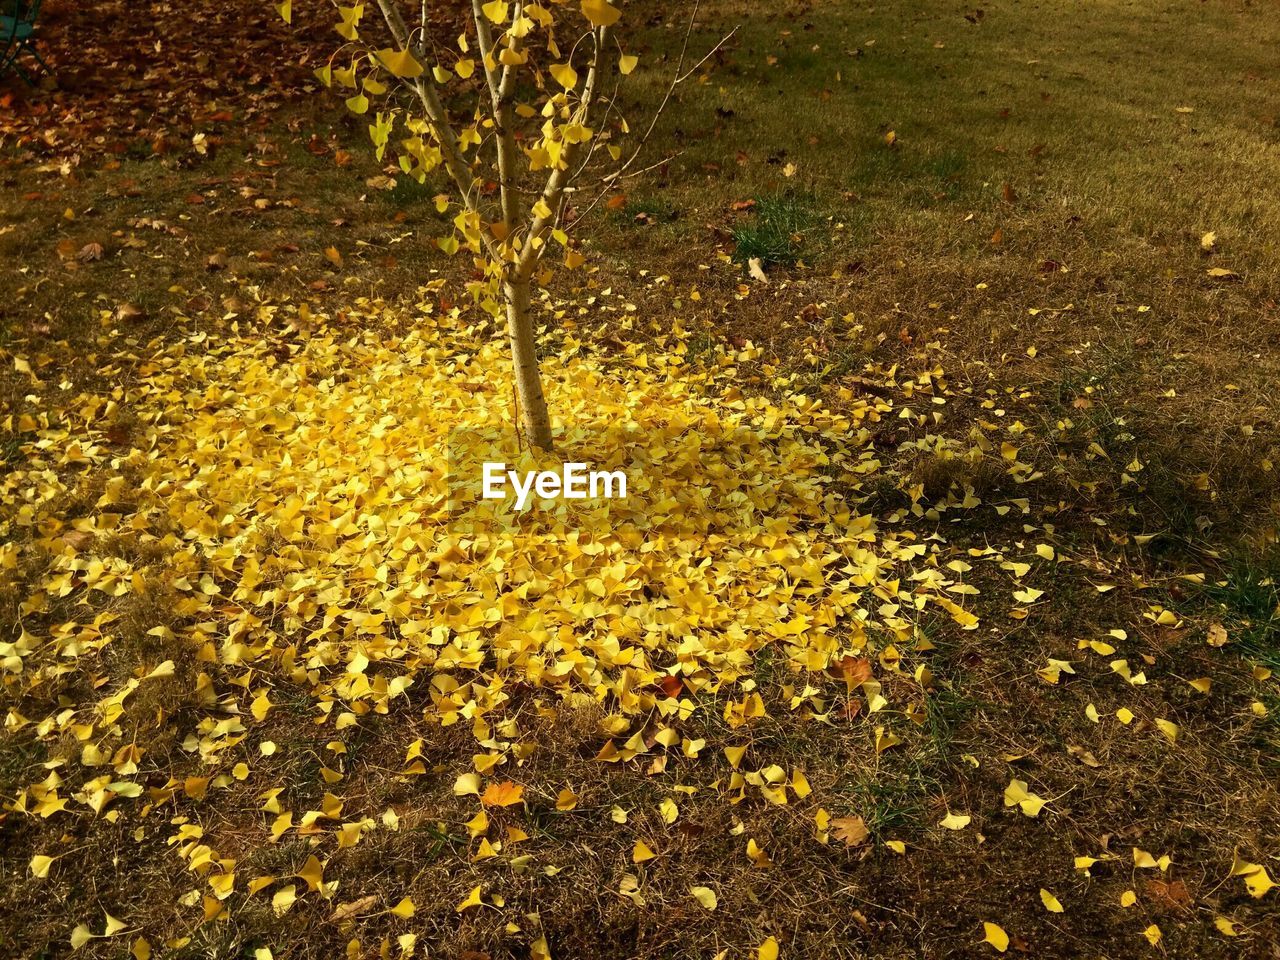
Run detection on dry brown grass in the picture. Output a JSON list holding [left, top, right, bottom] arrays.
[[3, 1, 1280, 958]]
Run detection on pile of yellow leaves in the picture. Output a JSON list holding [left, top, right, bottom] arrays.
[[3, 300, 971, 816]]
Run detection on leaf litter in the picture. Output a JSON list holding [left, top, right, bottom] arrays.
[[3, 285, 1278, 955]]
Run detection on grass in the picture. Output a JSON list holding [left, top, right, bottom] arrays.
[[1206, 554, 1280, 668], [731, 192, 820, 267], [2, 0, 1280, 958]]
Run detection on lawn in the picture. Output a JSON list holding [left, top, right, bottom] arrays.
[[2, 1, 1279, 958]]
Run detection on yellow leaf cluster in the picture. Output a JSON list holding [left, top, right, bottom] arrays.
[[2, 301, 971, 836]]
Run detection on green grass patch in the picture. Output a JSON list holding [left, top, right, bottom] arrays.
[[1208, 553, 1280, 668], [732, 191, 819, 267]]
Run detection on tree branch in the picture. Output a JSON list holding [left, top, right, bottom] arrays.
[[372, 0, 477, 203], [515, 25, 608, 279]]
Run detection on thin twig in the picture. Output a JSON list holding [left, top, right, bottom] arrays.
[[569, 6, 737, 227]]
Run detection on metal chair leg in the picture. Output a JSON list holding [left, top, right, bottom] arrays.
[[28, 43, 50, 76], [9, 54, 33, 85]]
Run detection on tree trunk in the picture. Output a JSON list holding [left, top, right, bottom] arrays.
[[503, 276, 553, 450]]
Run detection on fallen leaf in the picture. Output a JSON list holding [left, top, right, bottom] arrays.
[[831, 816, 870, 847], [690, 886, 718, 910], [330, 895, 379, 921], [456, 885, 483, 912], [982, 922, 1010, 952], [481, 780, 524, 807]]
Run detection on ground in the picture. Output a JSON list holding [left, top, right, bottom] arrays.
[[2, 1, 1279, 959]]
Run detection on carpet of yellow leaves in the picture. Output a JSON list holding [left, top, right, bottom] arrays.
[[4, 302, 978, 823]]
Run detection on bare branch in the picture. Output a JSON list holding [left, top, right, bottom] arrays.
[[610, 4, 735, 187], [574, 7, 738, 227]]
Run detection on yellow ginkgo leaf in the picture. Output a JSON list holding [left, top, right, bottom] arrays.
[[1143, 925, 1162, 946], [618, 53, 638, 75], [556, 788, 578, 811], [550, 63, 579, 89], [143, 659, 175, 679], [982, 922, 1010, 953], [632, 839, 657, 863], [296, 855, 325, 893], [757, 936, 780, 960], [275, 1, 291, 24], [30, 854, 55, 878], [1244, 864, 1276, 898], [456, 885, 483, 912], [272, 885, 297, 917], [1039, 889, 1063, 913], [940, 812, 971, 830], [481, 0, 509, 23], [70, 925, 95, 950], [102, 912, 127, 937], [391, 896, 415, 918], [209, 872, 236, 900], [376, 49, 423, 79], [1003, 778, 1047, 816], [690, 886, 718, 910], [658, 797, 678, 824], [581, 0, 622, 27], [874, 726, 901, 754]]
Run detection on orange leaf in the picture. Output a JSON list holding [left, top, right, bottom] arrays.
[[831, 656, 871, 690], [480, 780, 525, 807]]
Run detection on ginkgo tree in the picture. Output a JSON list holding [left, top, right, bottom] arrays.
[[277, 0, 723, 449]]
